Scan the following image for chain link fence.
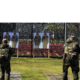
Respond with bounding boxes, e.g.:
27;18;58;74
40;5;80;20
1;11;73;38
0;23;79;57
0;23;33;57
67;23;80;44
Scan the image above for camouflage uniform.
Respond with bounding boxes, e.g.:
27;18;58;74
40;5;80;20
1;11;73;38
12;33;18;48
0;39;13;80
42;33;48;48
34;33;41;48
4;32;10;44
63;36;80;80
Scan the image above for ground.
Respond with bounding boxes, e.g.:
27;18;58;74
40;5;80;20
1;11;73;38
9;57;80;80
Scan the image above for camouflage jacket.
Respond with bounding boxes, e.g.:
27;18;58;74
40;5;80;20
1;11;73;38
63;41;80;60
0;44;13;61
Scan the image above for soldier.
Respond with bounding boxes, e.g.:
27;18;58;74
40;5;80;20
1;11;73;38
34;33;41;48
4;32;10;44
62;36;80;80
0;39;13;80
12;32;18;48
42;33;48;48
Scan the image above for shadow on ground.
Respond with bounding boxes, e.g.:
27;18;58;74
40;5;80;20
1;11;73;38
44;73;73;80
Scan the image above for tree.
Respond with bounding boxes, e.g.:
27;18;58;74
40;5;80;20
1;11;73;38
46;23;64;43
46;23;56;33
46;23;64;33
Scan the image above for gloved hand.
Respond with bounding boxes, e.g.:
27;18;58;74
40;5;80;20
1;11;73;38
0;54;5;59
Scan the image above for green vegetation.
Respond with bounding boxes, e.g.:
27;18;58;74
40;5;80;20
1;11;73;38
50;39;64;43
11;57;80;80
46;23;56;33
19;39;31;42
46;23;64;33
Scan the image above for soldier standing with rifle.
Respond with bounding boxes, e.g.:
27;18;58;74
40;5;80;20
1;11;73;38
62;36;80;80
0;39;13;80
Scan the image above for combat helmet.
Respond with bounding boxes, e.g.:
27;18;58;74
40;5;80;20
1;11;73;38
2;38;8;43
70;35;75;41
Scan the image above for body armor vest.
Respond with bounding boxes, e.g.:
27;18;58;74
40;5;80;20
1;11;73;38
0;45;10;63
64;42;77;60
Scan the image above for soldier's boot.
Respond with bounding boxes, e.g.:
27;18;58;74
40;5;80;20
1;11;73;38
63;72;68;80
1;72;5;80
5;73;10;80
73;72;78;80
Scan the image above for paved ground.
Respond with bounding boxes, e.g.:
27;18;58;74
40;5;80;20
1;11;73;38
0;72;22;80
44;73;73;80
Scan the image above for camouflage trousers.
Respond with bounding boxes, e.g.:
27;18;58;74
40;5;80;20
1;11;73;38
1;61;10;80
63;59;79;80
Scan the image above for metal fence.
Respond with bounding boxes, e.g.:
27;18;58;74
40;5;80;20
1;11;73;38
66;23;80;44
0;23;80;57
